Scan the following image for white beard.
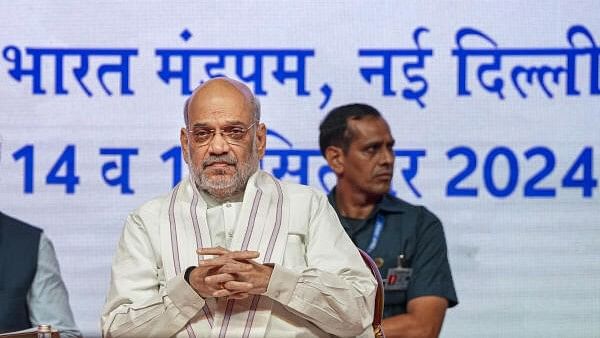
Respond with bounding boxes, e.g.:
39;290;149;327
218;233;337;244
190;142;259;202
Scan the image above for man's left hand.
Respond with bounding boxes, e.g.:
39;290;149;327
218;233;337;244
197;247;274;299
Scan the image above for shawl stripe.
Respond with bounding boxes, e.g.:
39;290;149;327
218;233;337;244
190;186;214;327
220;187;263;338
242;177;284;338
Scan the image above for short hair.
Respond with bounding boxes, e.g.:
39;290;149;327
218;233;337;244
318;103;382;156
182;84;261;128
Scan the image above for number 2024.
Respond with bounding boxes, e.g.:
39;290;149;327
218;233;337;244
446;146;597;198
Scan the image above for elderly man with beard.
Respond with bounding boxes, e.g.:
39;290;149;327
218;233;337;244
101;78;377;338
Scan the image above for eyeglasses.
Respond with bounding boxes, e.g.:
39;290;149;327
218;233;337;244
187;121;257;146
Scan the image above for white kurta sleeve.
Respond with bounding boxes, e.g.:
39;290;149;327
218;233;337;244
101;212;206;338
263;190;377;337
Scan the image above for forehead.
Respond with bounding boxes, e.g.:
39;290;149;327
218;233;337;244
347;116;393;144
187;81;253;125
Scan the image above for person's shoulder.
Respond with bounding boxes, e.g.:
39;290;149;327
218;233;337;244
0;211;43;236
120;192;173;235
278;179;326;199
381;194;419;212
131;192;171;217
272;180;334;213
382;194;441;223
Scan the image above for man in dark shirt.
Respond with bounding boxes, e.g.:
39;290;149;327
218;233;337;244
319;103;458;338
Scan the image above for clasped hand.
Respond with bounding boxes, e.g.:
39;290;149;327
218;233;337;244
188;247;273;300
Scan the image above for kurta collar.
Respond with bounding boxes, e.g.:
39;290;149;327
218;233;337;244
196;171;258;208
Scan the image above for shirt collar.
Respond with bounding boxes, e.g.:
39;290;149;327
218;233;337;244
327;186;405;217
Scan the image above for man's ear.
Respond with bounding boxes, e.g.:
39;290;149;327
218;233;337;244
324;146;344;175
256;123;267;159
180;128;190;164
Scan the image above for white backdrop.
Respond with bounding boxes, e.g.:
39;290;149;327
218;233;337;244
1;2;599;337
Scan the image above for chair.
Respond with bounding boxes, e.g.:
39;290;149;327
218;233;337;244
0;329;59;338
358;248;386;338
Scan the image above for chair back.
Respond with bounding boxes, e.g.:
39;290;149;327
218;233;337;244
358;248;386;338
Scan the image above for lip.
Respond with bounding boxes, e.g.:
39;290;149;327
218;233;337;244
205;162;234;168
374;172;393;179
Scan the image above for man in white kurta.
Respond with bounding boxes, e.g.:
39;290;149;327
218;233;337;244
101;78;376;338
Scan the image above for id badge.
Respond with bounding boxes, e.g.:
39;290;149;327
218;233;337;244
385;266;412;291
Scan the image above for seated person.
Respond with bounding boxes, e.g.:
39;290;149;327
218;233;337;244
0;211;81;338
101;78;377;337
319;104;458;338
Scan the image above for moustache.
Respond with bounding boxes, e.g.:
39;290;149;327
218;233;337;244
202;155;237;168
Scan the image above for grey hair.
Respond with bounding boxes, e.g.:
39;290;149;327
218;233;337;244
183;87;261;128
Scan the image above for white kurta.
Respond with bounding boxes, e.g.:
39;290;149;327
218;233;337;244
101;171;376;338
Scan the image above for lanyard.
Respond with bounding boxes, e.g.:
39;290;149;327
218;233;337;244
366;214;385;254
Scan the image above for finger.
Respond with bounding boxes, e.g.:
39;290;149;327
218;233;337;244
227;292;249;300
199;257;237;267
204;273;235;285
199;252;259;266
223;281;254;292
212;289;232;298
223;250;260;260
197;246;230;256
216;262;253;274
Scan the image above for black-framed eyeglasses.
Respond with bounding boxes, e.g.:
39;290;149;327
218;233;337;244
187;121;257;146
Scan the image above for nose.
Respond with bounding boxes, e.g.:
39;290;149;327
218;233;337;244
380;147;394;167
208;131;231;155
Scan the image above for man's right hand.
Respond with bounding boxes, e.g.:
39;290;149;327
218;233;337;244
188;247;260;299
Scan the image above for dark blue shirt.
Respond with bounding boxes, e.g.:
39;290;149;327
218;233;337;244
328;189;458;317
